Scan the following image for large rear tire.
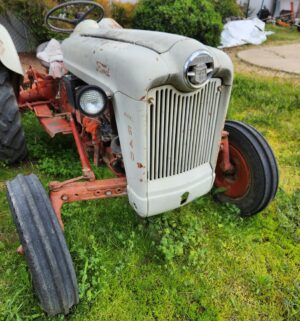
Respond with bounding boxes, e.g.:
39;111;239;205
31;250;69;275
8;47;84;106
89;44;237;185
0;67;27;163
214;121;279;216
6;174;79;315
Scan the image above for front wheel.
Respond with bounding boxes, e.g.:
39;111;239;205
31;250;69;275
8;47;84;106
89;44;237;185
6;174;79;315
214;120;279;216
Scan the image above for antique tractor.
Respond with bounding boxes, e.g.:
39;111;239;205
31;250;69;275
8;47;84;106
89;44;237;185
1;1;279;316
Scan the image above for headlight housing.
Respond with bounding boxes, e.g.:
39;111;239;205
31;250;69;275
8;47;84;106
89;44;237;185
77;86;107;117
184;50;214;88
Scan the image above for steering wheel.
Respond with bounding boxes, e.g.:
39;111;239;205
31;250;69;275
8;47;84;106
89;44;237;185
45;1;104;33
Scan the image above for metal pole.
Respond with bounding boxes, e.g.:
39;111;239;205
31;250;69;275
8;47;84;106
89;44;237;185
246;0;251;18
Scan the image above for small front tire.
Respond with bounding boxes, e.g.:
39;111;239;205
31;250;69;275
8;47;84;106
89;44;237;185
6;174;79;315
214;120;279;216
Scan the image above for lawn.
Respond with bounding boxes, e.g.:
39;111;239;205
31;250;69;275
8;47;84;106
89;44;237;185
0;30;300;321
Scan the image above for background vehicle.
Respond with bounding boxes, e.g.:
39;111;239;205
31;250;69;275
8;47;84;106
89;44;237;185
2;1;279;316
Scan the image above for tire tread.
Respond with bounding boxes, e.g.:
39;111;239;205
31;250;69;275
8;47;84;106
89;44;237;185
6;174;79;315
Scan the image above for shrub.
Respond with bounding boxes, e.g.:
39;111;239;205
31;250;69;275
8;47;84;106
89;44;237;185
111;1;136;28
0;0;58;43
212;0;243;21
0;0;112;44
132;0;223;46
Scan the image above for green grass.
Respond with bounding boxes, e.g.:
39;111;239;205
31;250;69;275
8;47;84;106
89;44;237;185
1;49;300;321
265;24;300;44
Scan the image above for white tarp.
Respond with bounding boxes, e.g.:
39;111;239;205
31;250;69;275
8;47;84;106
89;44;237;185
220;18;274;48
36;39;66;78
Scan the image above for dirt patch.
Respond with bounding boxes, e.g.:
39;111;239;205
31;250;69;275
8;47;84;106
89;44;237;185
19;53;45;73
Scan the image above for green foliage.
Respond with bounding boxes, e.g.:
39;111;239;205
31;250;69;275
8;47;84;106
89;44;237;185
111;2;136;28
1;0;58;44
133;0;223;46
212;0;243;21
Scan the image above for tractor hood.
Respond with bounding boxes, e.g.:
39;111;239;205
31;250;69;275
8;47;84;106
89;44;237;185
79;29;187;54
61;21;233;100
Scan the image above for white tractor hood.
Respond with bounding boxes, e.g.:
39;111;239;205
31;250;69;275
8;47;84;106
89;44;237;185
61;21;233;100
80;28;188;54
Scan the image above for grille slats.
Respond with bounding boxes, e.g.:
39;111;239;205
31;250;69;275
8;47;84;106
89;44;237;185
148;79;221;181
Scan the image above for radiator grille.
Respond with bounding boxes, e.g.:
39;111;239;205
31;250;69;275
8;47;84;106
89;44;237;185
148;79;221;181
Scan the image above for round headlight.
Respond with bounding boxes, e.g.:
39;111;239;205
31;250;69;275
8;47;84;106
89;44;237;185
77;86;107;117
184;50;214;88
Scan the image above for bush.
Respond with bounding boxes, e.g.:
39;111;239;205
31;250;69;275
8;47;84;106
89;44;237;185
132;0;223;47
212;0;243;21
111;2;136;28
0;0;112;44
0;0;58;43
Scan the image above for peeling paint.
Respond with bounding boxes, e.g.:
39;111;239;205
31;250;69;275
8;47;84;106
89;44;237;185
137;162;145;168
96;61;110;77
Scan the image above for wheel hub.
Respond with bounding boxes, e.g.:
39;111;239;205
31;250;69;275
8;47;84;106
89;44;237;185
215;144;251;198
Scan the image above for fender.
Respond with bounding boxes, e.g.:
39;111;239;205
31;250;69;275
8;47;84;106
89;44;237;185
0;24;23;76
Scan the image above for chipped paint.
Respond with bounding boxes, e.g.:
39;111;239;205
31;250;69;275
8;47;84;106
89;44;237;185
137;162;145;168
96;61;110;77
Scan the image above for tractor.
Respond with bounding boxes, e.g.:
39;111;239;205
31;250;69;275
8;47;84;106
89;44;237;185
1;1;279;316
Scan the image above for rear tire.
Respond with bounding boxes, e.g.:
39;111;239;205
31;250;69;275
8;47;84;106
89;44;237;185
0;67;27;163
6;174;79;315
214;121;279;216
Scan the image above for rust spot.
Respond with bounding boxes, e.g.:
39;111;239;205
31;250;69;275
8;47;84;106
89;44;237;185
140;95;146;101
137;162;145;168
96;61;110;77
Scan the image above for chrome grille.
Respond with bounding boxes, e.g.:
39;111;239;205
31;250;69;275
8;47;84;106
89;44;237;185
148;79;221;181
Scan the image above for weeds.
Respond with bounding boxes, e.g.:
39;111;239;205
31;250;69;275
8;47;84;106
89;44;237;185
0;65;300;321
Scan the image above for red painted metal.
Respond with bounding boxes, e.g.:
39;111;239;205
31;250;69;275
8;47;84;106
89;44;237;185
40;117;72;137
215;143;251;198
49;177;127;229
69;115;95;180
33;104;53;118
102;146;125;177
17;66;129;233
31;104;72;137
19;67;58;104
82;117;99;141
219;131;234;173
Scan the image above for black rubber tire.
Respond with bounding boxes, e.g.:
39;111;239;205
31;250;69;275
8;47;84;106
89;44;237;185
0;67;27;163
214;120;279;216
6;174;79;315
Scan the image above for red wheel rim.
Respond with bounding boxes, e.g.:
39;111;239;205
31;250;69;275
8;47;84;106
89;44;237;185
215;144;251;198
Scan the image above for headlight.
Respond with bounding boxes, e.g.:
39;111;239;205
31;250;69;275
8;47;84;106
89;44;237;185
184;50;214;88
77;86;107;117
